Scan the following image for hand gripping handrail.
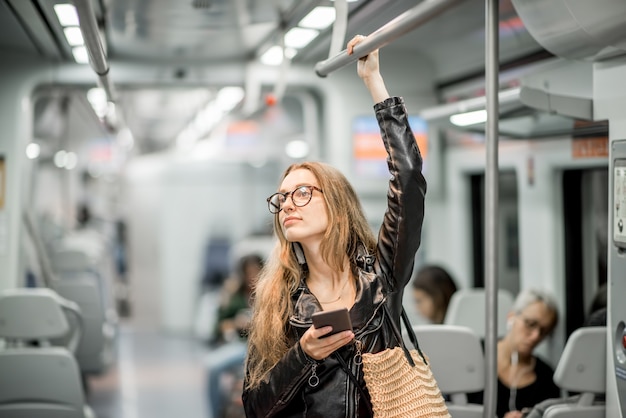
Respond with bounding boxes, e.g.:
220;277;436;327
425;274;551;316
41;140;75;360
314;0;465;77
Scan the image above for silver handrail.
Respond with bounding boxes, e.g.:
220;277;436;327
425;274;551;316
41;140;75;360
314;0;465;77
483;0;500;416
71;0;117;102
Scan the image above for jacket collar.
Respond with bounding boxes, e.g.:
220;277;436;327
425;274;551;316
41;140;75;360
289;268;385;330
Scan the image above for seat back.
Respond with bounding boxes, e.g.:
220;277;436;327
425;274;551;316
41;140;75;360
413;324;491;418
50;248;94;273
544;326;607;418
0;288;71;340
0;349;85;418
50;246;118;376
0;288;89;418
444;288;515;339
52;272;116;374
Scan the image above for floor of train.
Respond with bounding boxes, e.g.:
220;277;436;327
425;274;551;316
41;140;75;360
87;324;244;418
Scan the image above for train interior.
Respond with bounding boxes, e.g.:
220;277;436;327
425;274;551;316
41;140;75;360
0;0;625;417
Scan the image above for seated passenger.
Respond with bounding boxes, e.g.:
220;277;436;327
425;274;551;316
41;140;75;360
522;286;608;418
205;253;263;418
468;288;560;418
411;264;458;324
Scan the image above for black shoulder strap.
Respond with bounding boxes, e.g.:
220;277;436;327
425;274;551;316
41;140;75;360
381;303;427;366
371;257;427;366
334;352;373;412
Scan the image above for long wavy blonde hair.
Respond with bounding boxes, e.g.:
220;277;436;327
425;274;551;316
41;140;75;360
245;161;376;389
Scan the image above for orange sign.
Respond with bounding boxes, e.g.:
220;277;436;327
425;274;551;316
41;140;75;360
572;137;608;159
353;116;428;178
354;132;428;160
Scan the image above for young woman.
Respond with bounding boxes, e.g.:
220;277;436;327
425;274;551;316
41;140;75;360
242;35;427;417
411;265;458;324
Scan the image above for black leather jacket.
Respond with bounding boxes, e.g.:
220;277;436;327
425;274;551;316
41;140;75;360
243;96;427;417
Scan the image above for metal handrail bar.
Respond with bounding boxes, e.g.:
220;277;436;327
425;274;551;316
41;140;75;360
483;0;500;416
314;0;465;77
72;0;117;102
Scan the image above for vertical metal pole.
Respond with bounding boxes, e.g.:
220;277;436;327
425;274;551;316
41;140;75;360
484;0;499;417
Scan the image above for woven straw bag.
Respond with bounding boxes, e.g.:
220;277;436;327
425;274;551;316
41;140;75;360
361;306;450;417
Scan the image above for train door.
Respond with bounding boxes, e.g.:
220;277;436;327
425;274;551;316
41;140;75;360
470;170;520;295
562;168;608;336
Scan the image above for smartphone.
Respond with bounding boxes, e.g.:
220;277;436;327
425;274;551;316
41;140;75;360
311;308;352;338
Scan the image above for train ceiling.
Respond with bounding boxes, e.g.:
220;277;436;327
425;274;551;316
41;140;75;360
2;0;561;154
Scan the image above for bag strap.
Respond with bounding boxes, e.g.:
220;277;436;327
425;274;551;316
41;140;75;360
335;304;428;412
381;303;428;366
369;255;428;366
334;352;373;412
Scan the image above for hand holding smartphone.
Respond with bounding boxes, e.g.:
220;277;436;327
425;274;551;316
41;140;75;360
311;308;352;338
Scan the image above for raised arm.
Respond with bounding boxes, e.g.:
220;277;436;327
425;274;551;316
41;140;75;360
347;34;390;104
349;35;427;291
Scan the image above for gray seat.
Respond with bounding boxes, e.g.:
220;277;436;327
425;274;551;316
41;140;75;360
0;288;96;418
52;273;116;375
543;326;606;418
50;248;118;375
444;288;515;339
413;324;490;418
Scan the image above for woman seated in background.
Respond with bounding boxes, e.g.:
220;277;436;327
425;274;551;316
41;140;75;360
468;288;560;418
411;264;457;324
523;299;607;418
206;253;264;418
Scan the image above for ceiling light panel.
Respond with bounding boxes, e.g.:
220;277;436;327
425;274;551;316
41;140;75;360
449;109;487;127
260;45;284;66
72;46;89;64
298;7;336;30
284;27;319;49
63;27;84;46
53;4;79;26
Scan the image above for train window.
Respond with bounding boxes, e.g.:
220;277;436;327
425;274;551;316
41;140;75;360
469;170;520;295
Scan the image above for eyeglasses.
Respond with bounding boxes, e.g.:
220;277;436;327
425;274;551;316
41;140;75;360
267;185;323;214
519;315;552;338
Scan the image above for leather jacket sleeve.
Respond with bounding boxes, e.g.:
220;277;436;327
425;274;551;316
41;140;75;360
374;96;427;292
242;341;315;417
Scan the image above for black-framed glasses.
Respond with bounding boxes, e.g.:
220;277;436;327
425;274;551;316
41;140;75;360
519;315;552;338
266;185;323;214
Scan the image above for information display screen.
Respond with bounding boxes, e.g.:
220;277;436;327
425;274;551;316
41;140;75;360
352;115;428;178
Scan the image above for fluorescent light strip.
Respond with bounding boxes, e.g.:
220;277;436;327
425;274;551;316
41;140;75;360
260;45;284;66
262;4;339;65
285;27;319;49
449;109;488;126
72;46;89;64
54;4;79;26
63;27;84;46
298;7;336;30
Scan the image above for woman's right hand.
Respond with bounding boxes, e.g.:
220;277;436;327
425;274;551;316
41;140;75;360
347;34;379;81
300;325;355;361
346;34;389;104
